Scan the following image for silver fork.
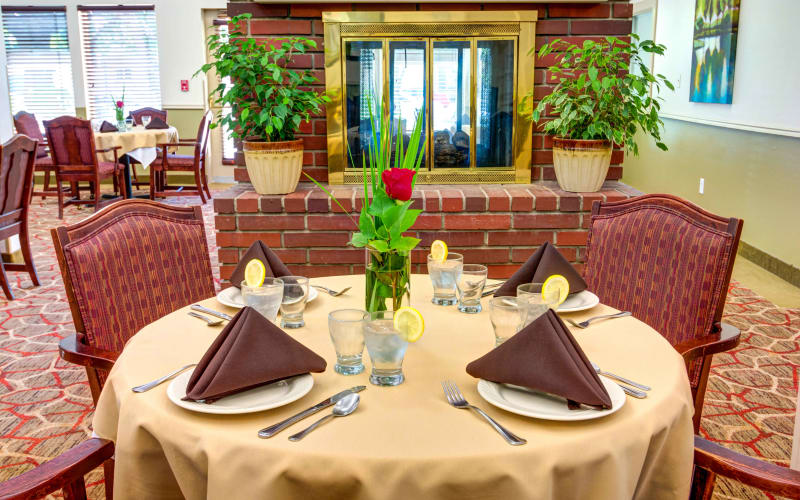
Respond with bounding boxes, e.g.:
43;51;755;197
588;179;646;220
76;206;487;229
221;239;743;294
312;285;352;297
566;311;631;329
441;380;526;446
131;364;197;393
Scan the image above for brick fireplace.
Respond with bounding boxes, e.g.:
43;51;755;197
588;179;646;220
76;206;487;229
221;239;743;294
216;1;637;283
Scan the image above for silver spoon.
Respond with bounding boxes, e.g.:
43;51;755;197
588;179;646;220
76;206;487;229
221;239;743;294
188;311;223;326
591;362;651;392
288;393;360;441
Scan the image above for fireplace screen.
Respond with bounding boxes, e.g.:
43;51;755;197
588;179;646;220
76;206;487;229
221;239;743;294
324;12;537;184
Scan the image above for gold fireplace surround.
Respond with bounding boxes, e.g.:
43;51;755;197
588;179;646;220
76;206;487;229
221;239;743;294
323;11;537;184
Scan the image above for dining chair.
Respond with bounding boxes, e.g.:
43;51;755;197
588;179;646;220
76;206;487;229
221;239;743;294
692;435;800;499
0;438;114;500
584;194;743;432
0;134;40;300
151;110;212;203
127;107;168;189
43;116;127;219
51;199;215;403
12;111;71;200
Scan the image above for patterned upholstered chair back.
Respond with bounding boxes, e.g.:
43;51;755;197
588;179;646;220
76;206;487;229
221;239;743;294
52;200;215;396
43;116;98;170
12;111;47;158
128;107;167;125
0;135;37;221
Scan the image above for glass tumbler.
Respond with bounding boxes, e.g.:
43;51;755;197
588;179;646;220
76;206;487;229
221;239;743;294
363;310;408;386
279;276;309;328
142;115;152;127
489;296;528;346
241;278;284;323
517;282;559;326
427;252;464;306
456;264;488;313
328;309;367;375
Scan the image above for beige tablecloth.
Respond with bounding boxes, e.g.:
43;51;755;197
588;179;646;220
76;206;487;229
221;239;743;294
94;126;178;165
93;274;694;500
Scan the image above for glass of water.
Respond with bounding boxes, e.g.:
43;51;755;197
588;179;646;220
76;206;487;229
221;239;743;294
279;276;309;328
363;310;408;386
124;117;134;130
456;264;488;313
328;309;367;375
427;252;463;305
141;115;152;127
489;296;528;346
241;278;284;323
517;282;559;326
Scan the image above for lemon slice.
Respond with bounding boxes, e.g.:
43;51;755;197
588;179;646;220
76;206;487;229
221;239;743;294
394;307;425;342
430;240;448;263
244;259;266;287
542;274;570;306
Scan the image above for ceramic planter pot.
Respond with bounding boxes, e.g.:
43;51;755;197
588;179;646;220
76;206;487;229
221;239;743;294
242;139;304;195
552;138;612;193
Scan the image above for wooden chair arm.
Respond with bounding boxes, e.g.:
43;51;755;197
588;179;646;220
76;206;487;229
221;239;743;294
676;322;740;364
96;146;122;153
59;334;119;372
0;438;114;500
694;436;800;498
159;141;197;148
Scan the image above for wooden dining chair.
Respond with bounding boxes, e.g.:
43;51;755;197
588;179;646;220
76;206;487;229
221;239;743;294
0;134;40;300
0;438;114;500
51;199;215;403
692;435;800;499
584;194;743;432
12;111;71;200
127;108;168;189
151;110;212;203
43;116;127;219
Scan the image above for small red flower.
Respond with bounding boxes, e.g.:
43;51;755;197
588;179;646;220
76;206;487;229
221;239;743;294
381;168;416;201
116;101;124;108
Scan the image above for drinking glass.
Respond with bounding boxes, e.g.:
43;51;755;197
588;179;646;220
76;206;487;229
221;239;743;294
363;310;408;386
241;278;283;322
427;252;463;306
456;264;488;313
328;309;367;375
489;296;528;346
124;117;134;130
517;282;559;326
279;276;309;328
141;115;152;127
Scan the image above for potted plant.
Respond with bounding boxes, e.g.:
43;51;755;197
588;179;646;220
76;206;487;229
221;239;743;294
198;14;330;194
522;35;674;192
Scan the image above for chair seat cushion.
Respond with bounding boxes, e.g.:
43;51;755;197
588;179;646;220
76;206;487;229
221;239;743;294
97;161;117;176
163;153;195;169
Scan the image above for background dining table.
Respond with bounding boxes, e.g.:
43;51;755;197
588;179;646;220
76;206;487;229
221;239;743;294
92;274;695;500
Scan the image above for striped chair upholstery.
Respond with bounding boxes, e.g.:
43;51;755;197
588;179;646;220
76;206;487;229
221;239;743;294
584;194;741;430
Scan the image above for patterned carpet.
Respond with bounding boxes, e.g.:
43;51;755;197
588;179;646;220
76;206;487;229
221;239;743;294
0;193;797;499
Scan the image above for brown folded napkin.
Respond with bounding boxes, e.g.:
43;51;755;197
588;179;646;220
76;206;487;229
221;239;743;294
494;241;588;297
99;121;118;133
466;309;612;410
184;307;326;403
230;240;292;288
145;116;169;129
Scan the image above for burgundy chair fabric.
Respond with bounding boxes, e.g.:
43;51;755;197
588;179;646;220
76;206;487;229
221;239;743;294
128;107;168;126
12;111;47;158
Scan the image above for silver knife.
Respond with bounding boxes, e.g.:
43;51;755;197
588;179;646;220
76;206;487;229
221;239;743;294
258;386;366;438
191;304;232;321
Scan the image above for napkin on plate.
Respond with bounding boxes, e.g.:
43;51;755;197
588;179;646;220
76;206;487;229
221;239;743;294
229;240;292;289
145;116;170;129
494;241;588;297
183;306;326;403
466;309;612;410
99;121;118;133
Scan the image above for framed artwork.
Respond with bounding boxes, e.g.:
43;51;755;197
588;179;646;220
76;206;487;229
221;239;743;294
690;0;740;104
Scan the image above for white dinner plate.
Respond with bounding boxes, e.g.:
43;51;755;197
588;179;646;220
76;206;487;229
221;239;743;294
166;370;313;415
556;290;600;313
217;285;318;309
477;375;626;421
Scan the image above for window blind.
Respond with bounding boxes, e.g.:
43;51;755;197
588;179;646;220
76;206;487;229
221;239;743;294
78;6;162;121
2;7;76;123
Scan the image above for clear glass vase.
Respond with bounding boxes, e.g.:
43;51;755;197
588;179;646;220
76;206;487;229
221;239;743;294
364;250;410;313
115;107;125;130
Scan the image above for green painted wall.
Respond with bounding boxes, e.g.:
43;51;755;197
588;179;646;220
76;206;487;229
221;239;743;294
622;118;800;268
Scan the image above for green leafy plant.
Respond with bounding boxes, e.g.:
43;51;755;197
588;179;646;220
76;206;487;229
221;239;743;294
197;13;330;142
521;34;674;155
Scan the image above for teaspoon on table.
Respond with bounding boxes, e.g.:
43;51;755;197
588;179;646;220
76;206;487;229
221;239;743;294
288;393;360;441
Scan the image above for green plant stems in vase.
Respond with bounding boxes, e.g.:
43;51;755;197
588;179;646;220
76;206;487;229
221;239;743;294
365;251;410;313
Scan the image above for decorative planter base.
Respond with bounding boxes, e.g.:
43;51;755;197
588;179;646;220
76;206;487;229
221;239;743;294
552;138;612;193
243;139;304;195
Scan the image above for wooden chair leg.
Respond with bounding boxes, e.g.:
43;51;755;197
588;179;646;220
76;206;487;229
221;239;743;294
94;179;102;212
149;168;156;200
194;169;207;204
57;176;65;219
42;169;51;200
103;458;114;500
62;476;88;500
0;261;13;300
19;222;39;287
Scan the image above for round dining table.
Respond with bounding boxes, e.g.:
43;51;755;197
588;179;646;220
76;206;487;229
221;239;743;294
93;274;695;500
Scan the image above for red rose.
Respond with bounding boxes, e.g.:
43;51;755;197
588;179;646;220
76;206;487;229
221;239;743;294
381;168;415;201
116;101;124;108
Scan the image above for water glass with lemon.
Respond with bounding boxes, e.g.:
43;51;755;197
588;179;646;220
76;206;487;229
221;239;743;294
241;259;284;323
363;307;423;386
427;240;463;306
517;275;569;326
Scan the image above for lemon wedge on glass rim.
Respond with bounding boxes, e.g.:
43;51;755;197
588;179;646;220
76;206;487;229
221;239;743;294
244;259;266;287
430;240;448;263
542;274;570;306
394;307;425;342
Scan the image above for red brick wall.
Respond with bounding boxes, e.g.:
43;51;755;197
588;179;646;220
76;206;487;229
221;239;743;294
225;1;633;184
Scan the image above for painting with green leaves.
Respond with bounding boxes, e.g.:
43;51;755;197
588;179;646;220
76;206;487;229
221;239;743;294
691;0;740;104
